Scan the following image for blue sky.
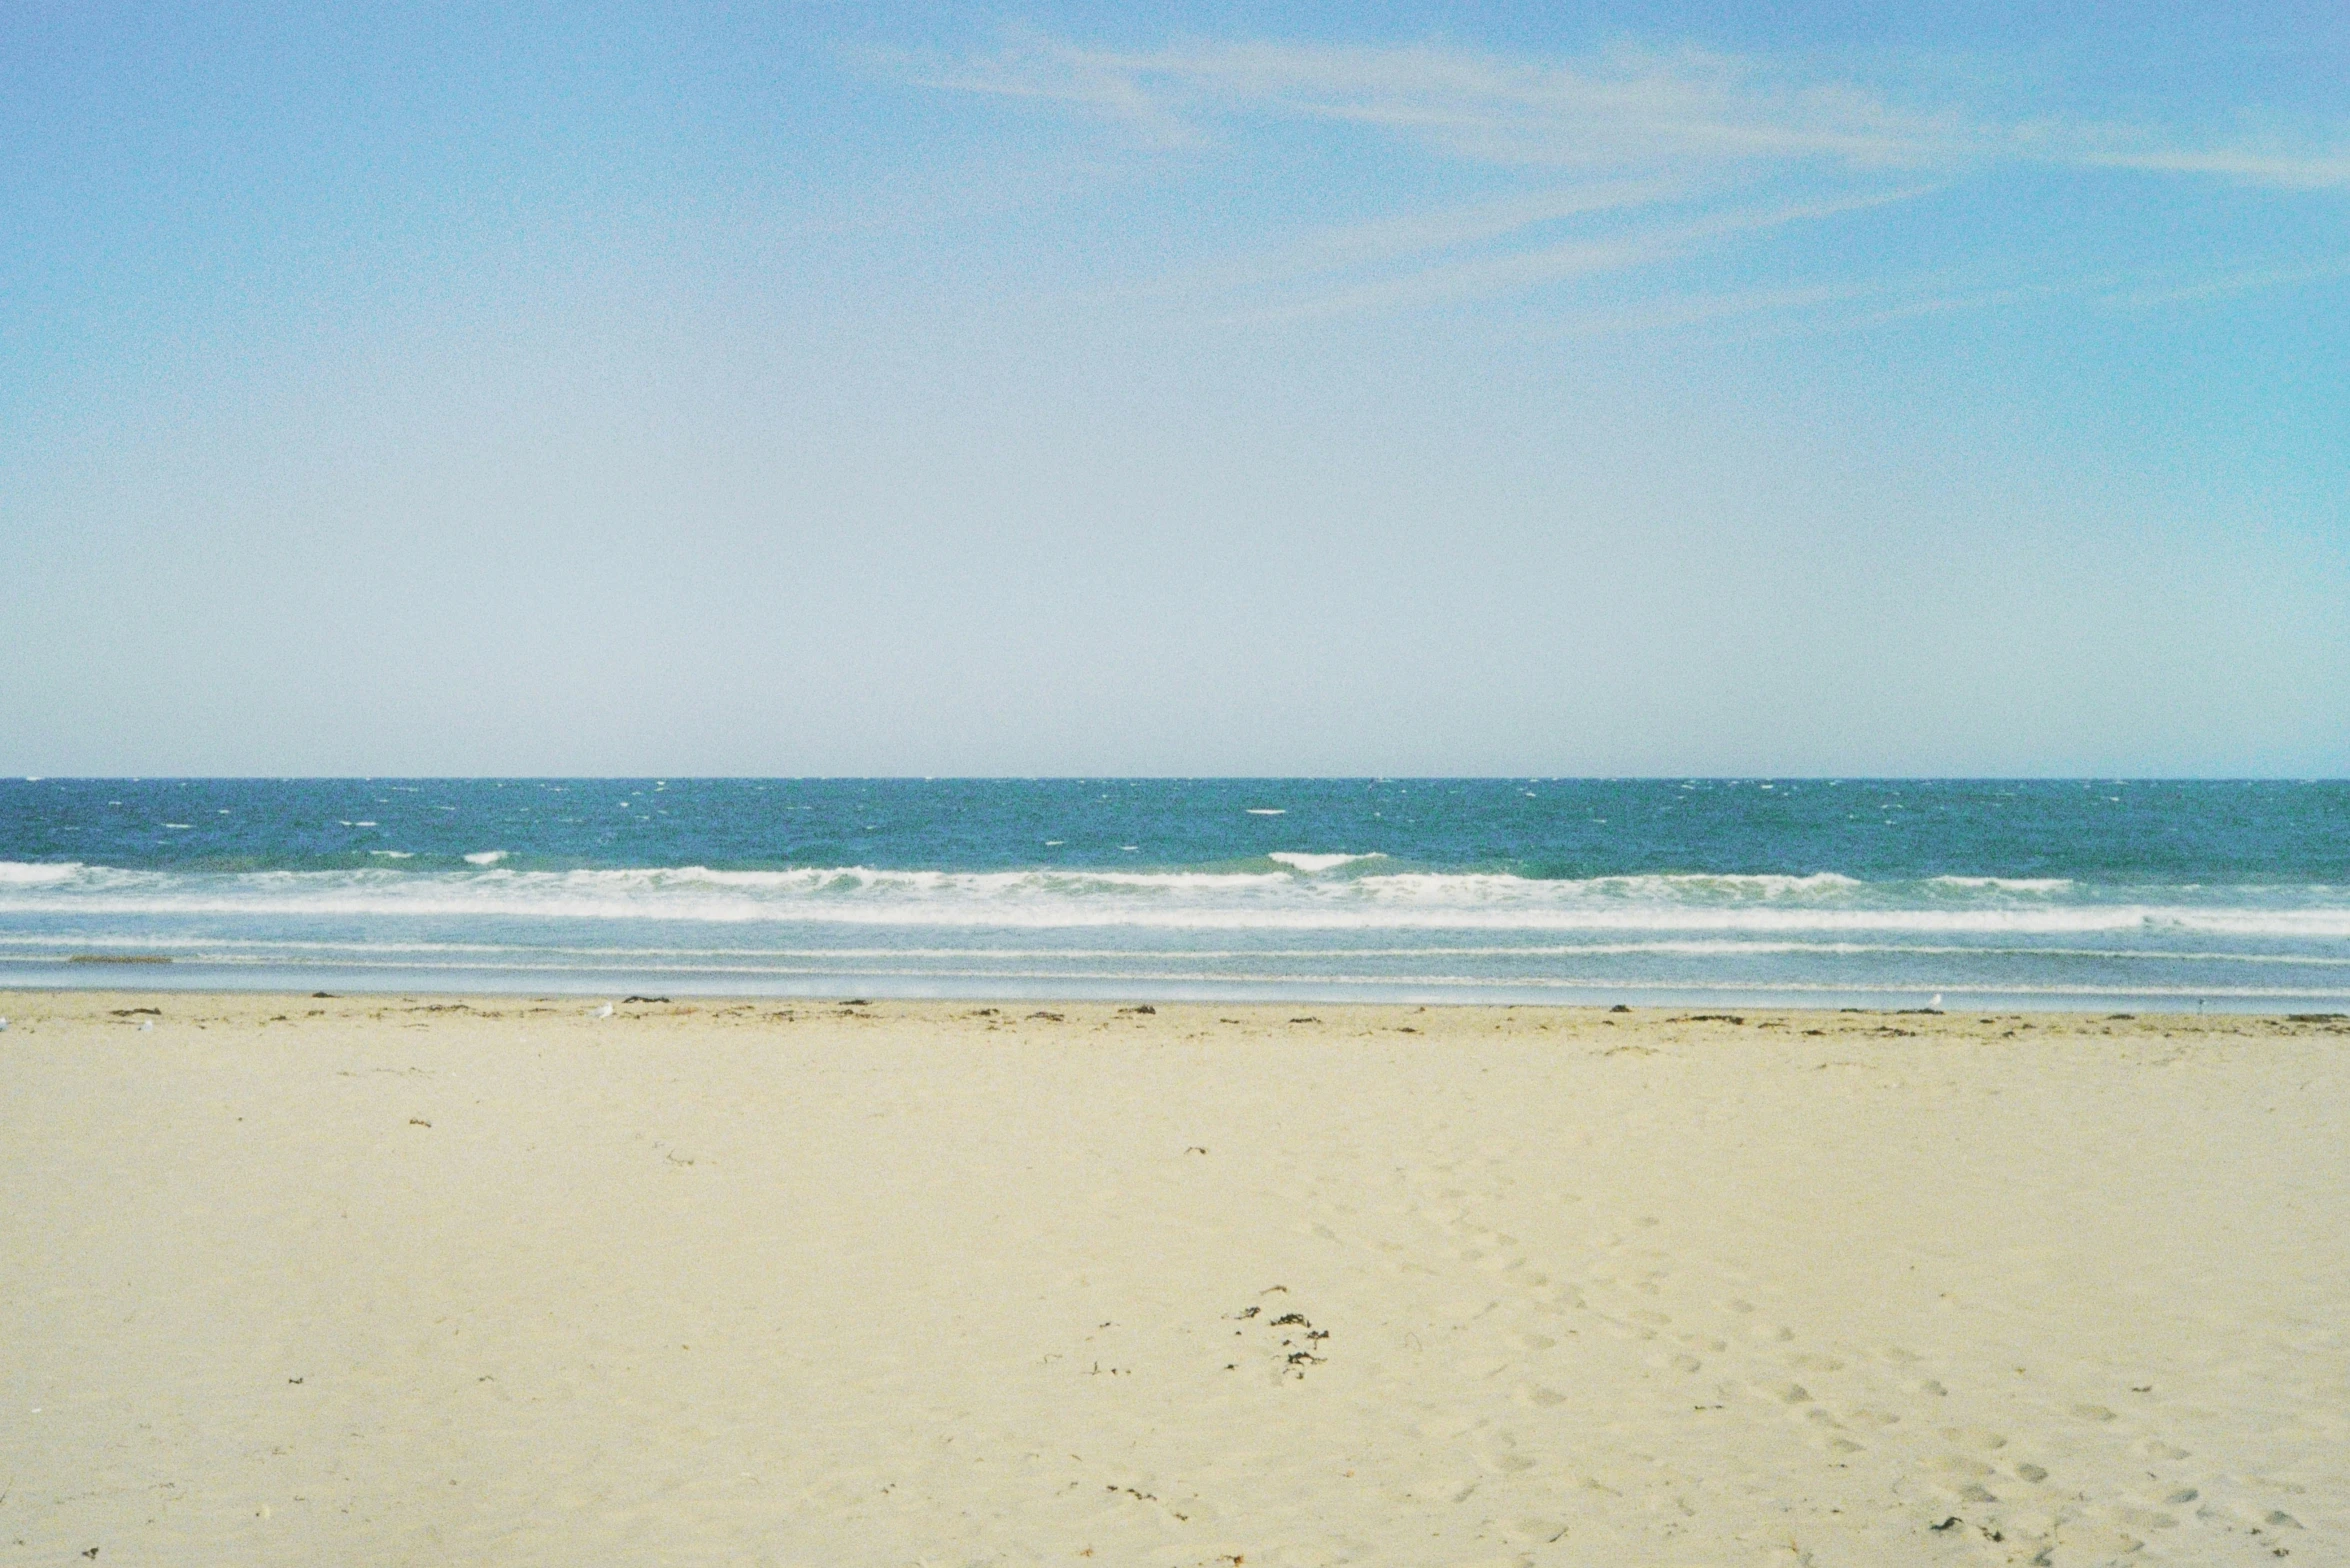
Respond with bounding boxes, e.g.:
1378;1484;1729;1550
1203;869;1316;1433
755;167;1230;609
3;2;2344;775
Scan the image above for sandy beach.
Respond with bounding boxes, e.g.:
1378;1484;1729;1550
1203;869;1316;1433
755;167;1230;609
2;993;2341;1566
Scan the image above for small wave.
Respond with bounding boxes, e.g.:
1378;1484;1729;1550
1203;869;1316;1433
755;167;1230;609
1269;852;1387;873
464;850;507;866
1927;876;2074;893
368;851;415;859
1245;808;1286;815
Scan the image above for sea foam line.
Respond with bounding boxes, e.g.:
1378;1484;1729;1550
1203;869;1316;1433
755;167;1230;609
4;895;2346;937
4;935;2350;966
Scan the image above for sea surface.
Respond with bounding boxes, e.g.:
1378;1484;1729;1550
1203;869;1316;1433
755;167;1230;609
3;778;2346;1010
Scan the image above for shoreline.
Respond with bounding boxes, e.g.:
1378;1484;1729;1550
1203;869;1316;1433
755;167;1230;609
6;980;2344;1018
6;988;2344;1048
5;990;2341;1563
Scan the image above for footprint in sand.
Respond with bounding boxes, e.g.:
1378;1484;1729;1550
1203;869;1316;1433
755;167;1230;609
1940;1425;2007;1451
1508;1515;1569;1545
2114;1504;2179;1530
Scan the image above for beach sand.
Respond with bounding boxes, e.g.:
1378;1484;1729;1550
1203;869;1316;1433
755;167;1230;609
2;994;2342;1566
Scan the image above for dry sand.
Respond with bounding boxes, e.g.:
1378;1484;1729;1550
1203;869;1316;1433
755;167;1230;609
1;993;2343;1566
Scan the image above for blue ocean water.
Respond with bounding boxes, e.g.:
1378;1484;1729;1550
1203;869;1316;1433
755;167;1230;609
3;778;2346;1010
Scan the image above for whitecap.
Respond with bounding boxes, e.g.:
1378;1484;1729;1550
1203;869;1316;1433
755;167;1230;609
0;861;82;885
464;850;507;866
1245;808;1286;815
1270;853;1387;874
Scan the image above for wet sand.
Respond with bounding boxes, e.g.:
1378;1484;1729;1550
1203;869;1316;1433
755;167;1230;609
2;992;2343;1565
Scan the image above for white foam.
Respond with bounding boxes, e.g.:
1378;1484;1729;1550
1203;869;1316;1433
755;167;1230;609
464;850;507;866
1246;808;1286;815
0;861;82;885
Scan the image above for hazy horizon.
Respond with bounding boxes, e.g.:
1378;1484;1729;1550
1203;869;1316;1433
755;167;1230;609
10;773;2350;783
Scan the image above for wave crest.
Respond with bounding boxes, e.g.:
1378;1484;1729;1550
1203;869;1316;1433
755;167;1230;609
1269;852;1387;874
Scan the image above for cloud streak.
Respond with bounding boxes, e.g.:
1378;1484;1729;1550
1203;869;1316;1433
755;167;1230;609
931;34;2350;330
943;37;2350;189
2102;257;2350;311
1220;187;1932;323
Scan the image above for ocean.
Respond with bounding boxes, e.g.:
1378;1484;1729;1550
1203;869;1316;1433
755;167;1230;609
2;778;2345;1010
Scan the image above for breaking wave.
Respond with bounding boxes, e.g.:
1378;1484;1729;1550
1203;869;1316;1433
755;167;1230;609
0;861;2344;938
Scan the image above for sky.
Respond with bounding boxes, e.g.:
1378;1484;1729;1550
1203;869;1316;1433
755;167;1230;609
2;1;2345;777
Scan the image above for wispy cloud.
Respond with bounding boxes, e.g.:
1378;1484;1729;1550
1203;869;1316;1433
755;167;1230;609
928;34;2350;330
1544;282;1879;339
1128;179;1690;310
2068;146;2350;192
2102;257;2350;311
1222;187;1930;323
942;40;1967;172
1203;181;1689;286
1530;252;2350;347
941;37;2350;189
